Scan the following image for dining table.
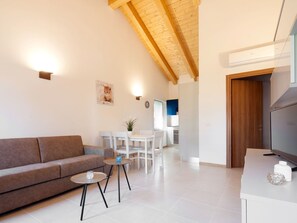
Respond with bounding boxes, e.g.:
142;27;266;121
128;134;154;174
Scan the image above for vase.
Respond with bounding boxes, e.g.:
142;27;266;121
116;155;122;163
86;171;94;179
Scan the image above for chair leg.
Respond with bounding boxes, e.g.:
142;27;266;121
152;155;155;173
104;165;113;193
80;185;86;206
97;182;108;208
125;154;130;172
137;152;140;169
122;165;131;190
80;184;88;221
159;152;163;167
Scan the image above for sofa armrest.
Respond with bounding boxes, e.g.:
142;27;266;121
83;145;114;158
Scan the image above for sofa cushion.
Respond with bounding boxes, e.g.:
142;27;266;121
0;163;60;194
0;138;41;170
48;155;104;177
38;136;84;163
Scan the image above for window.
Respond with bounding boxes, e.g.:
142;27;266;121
154;100;164;130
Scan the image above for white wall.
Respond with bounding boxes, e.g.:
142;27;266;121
168;82;178;99
199;0;283;165
0;0;169;144
179;81;199;161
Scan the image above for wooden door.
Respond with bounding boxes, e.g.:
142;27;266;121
231;80;263;167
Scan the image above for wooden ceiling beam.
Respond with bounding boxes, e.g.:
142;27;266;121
121;2;178;84
108;0;131;10
193;0;200;7
154;0;198;79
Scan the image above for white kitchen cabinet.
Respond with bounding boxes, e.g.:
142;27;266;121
271;34;297;109
271;0;297;109
241;149;297;223
166;126;179;145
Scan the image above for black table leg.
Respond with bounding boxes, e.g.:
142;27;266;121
118;165;121;203
97;182;108;208
104;165;113;193
80;184;88;221
122;165;131;190
80;185;86;206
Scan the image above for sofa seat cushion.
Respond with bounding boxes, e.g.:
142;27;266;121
48;155;104;177
0;163;60;194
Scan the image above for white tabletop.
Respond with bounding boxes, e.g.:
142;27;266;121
70;172;107;184
129;134;154;140
241;149;297;205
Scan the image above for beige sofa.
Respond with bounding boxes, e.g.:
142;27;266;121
0;135;113;214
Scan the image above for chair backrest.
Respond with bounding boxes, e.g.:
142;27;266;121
139;130;154;135
99;131;113;148
112;131;128;139
112;131;129;153
153;131;164;150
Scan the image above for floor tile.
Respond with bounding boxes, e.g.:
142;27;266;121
169;198;215;223
153;212;199;223
210;208;241;223
0;146;243;223
0;210;40;223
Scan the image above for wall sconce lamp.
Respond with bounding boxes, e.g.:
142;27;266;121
39;71;52;80
132;83;143;100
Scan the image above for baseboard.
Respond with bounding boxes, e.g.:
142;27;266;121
200;162;226;168
189;157;200;164
181;157;200;165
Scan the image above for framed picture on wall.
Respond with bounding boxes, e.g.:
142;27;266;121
96;80;114;105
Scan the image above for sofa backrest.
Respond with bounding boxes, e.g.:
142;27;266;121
37;135;84;163
0;138;41;170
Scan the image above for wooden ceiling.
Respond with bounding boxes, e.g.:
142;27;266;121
108;0;199;84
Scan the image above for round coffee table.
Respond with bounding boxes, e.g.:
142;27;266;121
103;158;132;203
70;172;108;221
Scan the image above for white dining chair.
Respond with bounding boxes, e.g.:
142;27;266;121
99;131;113;149
138;130;154;147
138;130;164;172
139;130;154;135
112;131;139;162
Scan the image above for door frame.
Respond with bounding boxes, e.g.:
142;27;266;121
226;68;274;168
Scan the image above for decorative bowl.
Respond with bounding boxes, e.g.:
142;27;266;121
267;172;286;185
86;171;94;179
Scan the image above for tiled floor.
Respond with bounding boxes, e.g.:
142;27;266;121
0;146;242;223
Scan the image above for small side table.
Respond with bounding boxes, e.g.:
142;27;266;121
103;158;131;203
70;172;108;221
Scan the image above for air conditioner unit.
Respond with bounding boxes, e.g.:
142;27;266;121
229;44;275;66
